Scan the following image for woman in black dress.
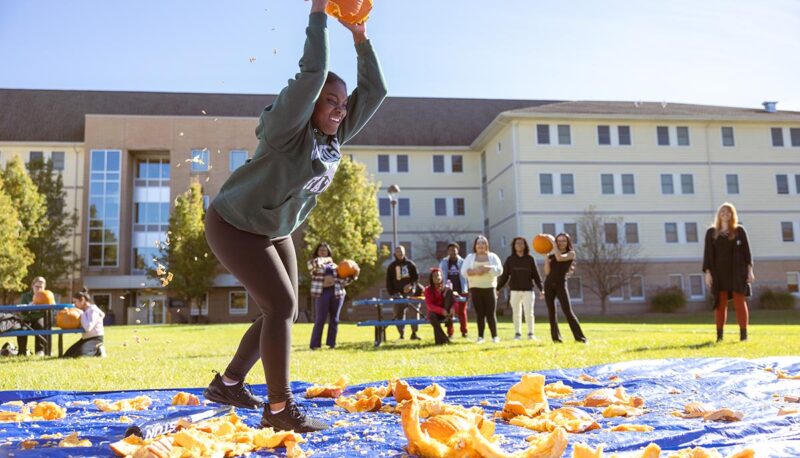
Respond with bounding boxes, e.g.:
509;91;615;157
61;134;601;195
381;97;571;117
543;233;586;343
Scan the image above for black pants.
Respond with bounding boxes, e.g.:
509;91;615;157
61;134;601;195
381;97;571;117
17;316;45;355
544;282;586;342
393;300;419;337
62;336;103;358
205;205;297;405
470;287;497;339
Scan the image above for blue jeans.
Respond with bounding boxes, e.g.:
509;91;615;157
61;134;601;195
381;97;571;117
310;288;344;349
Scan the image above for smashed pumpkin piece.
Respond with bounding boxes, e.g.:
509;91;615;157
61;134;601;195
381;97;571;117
335;394;382;413
609;423;654;432
513;407;600;434
672;402;743;422
544;381;573;399
500;373;550;420
20;440;39;450
95;395;153;412
776;369;800;380
354;384;392;399
581;387;644;408
171;392;201;406
58;432;92;447
602;404;644;418
778;406;799;416
578;374;599;383
0;401;66;422
305;376;348;398
392;379;445;402
608;442;661;458
573;443;604;458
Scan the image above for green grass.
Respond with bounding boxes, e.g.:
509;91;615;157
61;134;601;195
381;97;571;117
2;311;798;392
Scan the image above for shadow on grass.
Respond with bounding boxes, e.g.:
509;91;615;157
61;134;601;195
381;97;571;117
625;340;717;353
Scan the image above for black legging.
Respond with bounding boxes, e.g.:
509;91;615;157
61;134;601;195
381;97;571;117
544;282;586;342
62;335;103;358
470;287;497;339
205;205;297;405
17;316;45;355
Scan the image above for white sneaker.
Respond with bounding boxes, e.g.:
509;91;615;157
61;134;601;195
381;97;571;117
492;336;501;343
514;333;521;341
96;344;107;358
528;333;538;341
35;351;45;357
476;337;485;344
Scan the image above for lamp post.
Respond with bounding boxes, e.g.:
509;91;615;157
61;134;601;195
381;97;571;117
387;184;400;252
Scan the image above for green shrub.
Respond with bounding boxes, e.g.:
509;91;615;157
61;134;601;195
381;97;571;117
758;288;797;310
650;287;687;313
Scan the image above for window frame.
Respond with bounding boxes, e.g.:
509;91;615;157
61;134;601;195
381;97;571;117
229;291;249;315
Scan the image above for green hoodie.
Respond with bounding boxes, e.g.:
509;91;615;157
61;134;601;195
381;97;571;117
212;12;387;237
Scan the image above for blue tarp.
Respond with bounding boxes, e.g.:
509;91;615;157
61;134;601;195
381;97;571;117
1;357;799;457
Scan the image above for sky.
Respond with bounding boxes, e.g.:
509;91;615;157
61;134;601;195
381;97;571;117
1;0;799;111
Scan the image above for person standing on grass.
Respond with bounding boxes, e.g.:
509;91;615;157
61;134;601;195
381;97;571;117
62;288;106;358
424;268;454;345
439;242;469;338
496;237;544;341
307;242;357;350
461;236;503;343
16;276;48;356
386;245;421;340
202;0;387;434
702;202;753;342
543;233;587;343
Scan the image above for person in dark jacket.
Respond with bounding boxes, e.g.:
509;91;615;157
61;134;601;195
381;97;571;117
702;202;754;342
202;0;387;434
496;237;544;340
543;233;587;343
424;268;454;345
386;245;421;340
439;242;469;338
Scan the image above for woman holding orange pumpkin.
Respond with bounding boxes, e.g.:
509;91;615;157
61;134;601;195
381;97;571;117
308;242;358;350
543;233;587;343
61;288;106;358
202;0;386;433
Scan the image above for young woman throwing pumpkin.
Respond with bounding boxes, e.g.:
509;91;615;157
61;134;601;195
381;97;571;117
202;0;387;433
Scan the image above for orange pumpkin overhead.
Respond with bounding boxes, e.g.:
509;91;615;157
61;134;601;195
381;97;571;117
326;0;373;24
532;234;554;255
56;308;82;330
337;259;360;278
32;290;56;305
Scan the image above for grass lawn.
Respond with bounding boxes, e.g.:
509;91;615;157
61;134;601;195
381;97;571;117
1;310;798;392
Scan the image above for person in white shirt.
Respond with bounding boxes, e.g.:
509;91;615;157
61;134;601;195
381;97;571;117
62;288;106;358
460;236;503;343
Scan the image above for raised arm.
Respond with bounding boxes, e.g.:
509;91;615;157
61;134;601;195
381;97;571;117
258;2;330;148
552;250;576;262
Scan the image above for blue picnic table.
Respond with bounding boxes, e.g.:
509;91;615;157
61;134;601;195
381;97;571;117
0;304;82;357
352;297;465;347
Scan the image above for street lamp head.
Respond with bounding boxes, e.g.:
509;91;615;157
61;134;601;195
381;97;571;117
387;184;400;202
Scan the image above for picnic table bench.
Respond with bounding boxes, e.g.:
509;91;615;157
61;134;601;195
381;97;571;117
0;304;82;357
352;297;465;347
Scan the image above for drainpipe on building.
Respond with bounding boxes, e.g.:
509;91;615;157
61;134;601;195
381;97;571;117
704;122;716;216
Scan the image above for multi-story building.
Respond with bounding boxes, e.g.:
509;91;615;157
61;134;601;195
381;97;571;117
1;89;798;322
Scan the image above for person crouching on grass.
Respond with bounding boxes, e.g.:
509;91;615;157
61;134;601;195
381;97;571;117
202;0;387;433
424;268;454;345
62;288;106;358
702;202;753;342
307;242;357;350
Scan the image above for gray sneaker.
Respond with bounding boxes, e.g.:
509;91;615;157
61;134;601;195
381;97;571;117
261;398;329;433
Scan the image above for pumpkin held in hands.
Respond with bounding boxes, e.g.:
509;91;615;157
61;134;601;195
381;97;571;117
532;234;555;255
32;290;56;305
326;0;373;24
337;259;360;278
56;308;82;330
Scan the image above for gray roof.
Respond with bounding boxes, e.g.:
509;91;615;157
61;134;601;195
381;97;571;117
508;100;800;120
0;89;555;146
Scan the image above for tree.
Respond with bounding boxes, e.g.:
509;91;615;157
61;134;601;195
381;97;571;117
25;158;80;296
148;181;218;320
576;206;647;314
303;156;387;301
0;174;34;303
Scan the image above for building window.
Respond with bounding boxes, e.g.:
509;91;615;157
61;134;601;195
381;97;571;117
132;157;171;272
51;151;65;171
452;155;463;173
665;223;679;243
203;195;210;210
561;173;574;194
29;151;44;163
776;174;789;194
792;128;800;147
540;173;553;194
676;126;690;146
536;124;550;145
378;154;390;172
630;275;645;300
680;174;694;194
190;149;209;173
433;155;444;173
604;223;618;244
782;222;795;242
379;241;392;256
685;222;699;243
625;222;639;244
93;294;112;314
721;127;735;147
542;223;556;236
378;198;390;216
399;241;413;259
564;223;578;243
434;198;447;216
557;125;571;145
726;174;739;194
88;149;121;267
771;127;784;147
499;188;504;200
567;277;583;302
657;126;670;146
601;174;614;194
788;272;799;293
453;198;465;216
396;155;409;173
229;150;247;171
622;174;635;194
661;174;674;194
609;276;624;301
398;198;410;216
597;125;611;145
796;175;800;195
669;274;684;290
618;126;632;145
689;274;705;299
229;291;248;315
